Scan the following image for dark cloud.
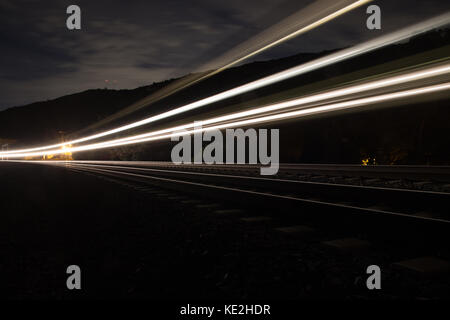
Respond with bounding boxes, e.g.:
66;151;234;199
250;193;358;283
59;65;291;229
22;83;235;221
0;0;449;110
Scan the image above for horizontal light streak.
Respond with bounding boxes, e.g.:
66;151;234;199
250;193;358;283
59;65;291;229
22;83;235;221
3;82;449;159
2;13;449;156
2;63;449;156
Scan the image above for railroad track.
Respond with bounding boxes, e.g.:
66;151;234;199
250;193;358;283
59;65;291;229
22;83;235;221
62;161;450;285
31;160;450;225
40;160;450;192
4;160;450;297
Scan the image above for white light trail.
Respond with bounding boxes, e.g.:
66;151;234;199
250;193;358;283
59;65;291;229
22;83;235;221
2;13;449;156
201;0;373;76
4;82;449;159
73;0;372;134
2;63;450;157
50;63;450;150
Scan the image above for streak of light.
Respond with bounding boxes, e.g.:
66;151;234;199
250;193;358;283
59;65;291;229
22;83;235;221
78;0;371;133
2;13;449;156
3;82;449;159
199;0;372;77
2;63;450;156
47;62;450;152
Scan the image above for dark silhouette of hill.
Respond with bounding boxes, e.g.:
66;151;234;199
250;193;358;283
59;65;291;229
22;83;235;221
0;28;448;164
0;80;174;146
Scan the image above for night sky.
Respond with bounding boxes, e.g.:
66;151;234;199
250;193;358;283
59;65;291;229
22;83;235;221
0;0;449;110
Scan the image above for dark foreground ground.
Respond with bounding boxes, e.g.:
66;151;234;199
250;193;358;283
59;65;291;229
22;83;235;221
0;162;449;302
